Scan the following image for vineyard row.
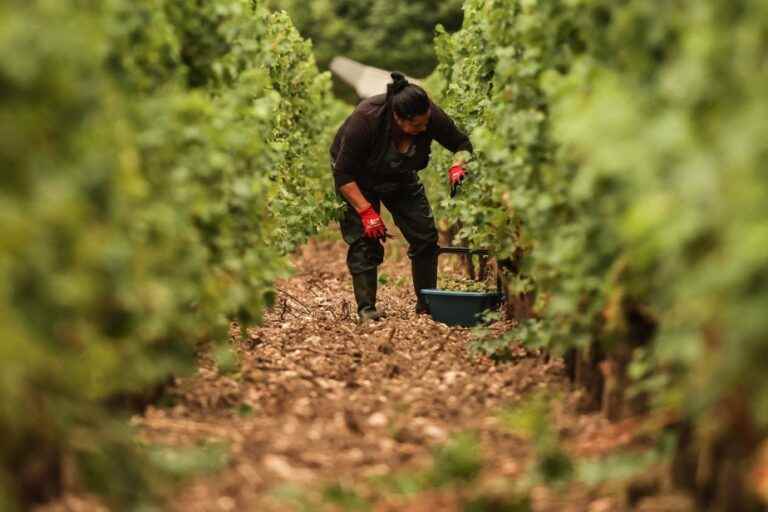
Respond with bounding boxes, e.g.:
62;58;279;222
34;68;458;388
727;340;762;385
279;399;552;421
1;0;344;508
422;1;767;509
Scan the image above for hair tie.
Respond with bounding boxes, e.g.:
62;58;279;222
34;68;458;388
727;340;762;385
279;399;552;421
389;71;409;95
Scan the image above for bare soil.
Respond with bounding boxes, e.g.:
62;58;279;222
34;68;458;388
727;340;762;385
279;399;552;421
119;233;692;512
38;232;694;512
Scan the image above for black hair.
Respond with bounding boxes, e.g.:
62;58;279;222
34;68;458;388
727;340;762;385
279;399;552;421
386;71;430;120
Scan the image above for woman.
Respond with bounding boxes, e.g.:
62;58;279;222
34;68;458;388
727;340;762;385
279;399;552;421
330;72;473;323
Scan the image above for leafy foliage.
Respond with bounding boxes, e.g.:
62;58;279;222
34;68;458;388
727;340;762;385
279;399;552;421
438;276;496;293
0;0;339;508
264;0;465;78
428;432;485;486
425;0;768;503
264;10;349;253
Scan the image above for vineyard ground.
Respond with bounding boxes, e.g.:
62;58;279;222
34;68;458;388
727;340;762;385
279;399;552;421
43;227;691;512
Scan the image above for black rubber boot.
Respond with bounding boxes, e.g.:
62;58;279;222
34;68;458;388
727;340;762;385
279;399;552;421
412;250;438;315
352;270;382;323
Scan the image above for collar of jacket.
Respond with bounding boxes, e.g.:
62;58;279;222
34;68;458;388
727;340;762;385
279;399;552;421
361;93;432;168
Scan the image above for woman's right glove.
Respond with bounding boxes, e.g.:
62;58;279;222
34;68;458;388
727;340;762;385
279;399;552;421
358;206;387;239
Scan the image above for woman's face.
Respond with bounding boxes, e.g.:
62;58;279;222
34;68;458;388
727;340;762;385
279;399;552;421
394;110;431;135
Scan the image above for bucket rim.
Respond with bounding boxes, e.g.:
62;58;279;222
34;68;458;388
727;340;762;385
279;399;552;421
420;288;503;298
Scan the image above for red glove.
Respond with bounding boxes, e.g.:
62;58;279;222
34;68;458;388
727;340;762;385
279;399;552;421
448;164;467;198
358;206;387;239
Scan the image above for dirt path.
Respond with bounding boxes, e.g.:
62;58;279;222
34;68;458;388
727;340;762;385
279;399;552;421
135;236;666;511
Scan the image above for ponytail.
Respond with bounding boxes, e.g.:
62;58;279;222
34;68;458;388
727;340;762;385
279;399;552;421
386;71;430;120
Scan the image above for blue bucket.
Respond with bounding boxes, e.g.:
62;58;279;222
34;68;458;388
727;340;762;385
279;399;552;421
420;289;503;327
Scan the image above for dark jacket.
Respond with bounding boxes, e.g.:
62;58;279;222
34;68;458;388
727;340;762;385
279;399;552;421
329;94;473;190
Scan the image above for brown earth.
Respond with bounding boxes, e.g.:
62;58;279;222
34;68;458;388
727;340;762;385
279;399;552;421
41;233;692;512
132;233;691;512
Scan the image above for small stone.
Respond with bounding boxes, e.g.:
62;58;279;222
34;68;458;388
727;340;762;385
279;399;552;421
217;496;236;511
588;498;614;512
367;412;388;427
443;370;464;385
263;454;294;479
423;423;447;440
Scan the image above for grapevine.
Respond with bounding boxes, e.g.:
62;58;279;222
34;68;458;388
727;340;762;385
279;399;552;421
425;0;768;506
0;0;341;507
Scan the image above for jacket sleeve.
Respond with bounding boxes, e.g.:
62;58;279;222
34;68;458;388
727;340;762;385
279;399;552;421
430;103;474;154
332;112;371;189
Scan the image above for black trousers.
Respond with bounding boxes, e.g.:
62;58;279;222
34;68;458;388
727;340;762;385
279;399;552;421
339;176;438;311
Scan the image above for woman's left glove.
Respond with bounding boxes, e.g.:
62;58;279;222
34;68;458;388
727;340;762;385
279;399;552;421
448;164;467;198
